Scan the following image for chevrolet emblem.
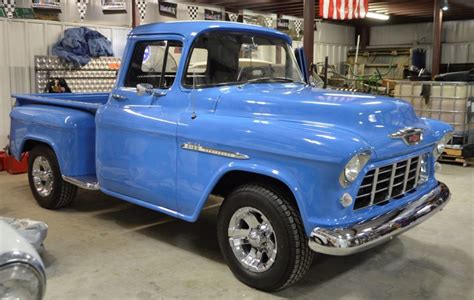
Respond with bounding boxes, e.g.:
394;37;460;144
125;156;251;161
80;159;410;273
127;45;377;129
389;128;424;145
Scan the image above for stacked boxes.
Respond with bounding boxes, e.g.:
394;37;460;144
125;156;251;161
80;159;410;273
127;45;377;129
394;81;474;147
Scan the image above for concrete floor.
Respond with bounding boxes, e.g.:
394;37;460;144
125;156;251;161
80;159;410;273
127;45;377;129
0;164;473;299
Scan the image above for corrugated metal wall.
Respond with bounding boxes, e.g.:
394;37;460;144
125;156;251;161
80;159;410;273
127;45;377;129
370;20;474;71
294;22;355;72
0;19;130;148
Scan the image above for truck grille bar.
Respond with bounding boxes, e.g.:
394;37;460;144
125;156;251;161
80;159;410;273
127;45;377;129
354;155;422;210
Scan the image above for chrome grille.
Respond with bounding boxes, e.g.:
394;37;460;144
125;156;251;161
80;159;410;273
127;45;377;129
354;155;422;210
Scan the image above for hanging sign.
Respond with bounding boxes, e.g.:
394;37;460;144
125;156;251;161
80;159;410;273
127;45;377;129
101;0;126;11
276;18;289;30
32;0;61;10
204;9;221;21
76;0;88;21
2;0;15;18
136;0;147;20
226;12;240;22
159;0;177;18
187;5;198;20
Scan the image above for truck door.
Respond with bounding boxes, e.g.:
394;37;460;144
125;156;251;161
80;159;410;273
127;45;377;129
96;37;186;212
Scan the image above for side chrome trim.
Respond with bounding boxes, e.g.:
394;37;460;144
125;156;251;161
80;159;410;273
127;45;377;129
181;143;250;160
62;175;100;190
309;181;450;256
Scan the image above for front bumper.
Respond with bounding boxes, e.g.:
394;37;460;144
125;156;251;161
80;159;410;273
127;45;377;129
309;181;450;256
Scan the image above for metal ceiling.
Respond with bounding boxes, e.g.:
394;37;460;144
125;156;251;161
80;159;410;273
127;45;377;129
191;0;474;24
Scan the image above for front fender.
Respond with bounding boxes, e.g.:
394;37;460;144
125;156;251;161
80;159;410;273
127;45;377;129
176;114;372;235
181;160;307;224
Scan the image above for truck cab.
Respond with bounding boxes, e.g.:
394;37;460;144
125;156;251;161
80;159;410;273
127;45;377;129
9;21;452;292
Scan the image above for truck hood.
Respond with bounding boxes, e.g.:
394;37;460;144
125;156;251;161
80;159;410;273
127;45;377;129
215;84;436;159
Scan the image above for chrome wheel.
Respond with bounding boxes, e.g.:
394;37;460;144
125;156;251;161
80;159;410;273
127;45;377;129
228;207;277;273
32;156;54;197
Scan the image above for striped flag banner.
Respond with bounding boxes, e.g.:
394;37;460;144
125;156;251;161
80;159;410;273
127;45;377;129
319;0;368;20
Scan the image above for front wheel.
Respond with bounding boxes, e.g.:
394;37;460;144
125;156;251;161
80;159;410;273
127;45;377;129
28;145;78;209
217;184;314;292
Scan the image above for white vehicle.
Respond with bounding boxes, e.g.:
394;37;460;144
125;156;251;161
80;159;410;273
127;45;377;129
0;220;46;299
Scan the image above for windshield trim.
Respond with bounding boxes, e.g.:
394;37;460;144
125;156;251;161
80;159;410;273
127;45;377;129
180;30;303;90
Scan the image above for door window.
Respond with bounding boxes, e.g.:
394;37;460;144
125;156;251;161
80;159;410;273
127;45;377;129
124;40;183;89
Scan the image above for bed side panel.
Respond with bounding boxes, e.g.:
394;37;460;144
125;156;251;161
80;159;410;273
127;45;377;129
10;105;96;176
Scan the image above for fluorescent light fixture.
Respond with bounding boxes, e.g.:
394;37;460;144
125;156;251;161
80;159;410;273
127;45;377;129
442;0;449;11
366;12;390;20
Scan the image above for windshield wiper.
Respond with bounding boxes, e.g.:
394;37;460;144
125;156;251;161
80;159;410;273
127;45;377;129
238;77;304;88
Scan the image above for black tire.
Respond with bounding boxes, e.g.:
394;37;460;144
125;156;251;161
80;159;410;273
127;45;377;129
28;145;77;209
217;184;314;292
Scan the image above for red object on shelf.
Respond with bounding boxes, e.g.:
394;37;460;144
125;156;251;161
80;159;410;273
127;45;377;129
5;152;29;175
0;151;6;171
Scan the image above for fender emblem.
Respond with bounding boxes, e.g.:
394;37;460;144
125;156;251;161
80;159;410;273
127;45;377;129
389;128;424;145
181;143;250;160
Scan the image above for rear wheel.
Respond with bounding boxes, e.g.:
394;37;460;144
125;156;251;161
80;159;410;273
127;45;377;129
217;184;313;292
28;145;77;209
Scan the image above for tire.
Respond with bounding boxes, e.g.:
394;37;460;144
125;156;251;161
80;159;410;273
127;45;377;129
27;145;77;209
217;184;314;292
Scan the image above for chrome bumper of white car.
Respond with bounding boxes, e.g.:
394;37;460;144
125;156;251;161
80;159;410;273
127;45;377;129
308;181;450;256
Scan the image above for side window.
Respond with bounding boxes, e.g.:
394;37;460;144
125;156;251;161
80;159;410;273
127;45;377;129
124;40;183;89
185;48;208;86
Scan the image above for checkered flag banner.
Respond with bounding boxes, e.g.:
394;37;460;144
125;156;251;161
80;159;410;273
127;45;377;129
76;0;88;21
137;0;147;21
294;19;303;37
187;6;199;20
3;0;15;19
227;12;238;22
265;17;273;28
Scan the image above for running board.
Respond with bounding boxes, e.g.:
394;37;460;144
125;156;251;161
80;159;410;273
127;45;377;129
62;175;100;190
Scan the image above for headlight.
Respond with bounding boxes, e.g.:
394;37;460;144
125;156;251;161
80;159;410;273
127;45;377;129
433;132;453;159
0;262;45;300
340;151;371;187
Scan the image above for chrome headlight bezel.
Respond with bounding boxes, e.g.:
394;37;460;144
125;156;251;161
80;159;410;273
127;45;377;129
339;151;372;187
433;132;453;159
0;259;46;300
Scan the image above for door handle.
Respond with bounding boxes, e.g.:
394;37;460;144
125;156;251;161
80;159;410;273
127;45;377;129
112;94;127;101
152;91;167;97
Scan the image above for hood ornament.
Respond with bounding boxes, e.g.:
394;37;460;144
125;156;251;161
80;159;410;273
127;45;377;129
389;128;424;145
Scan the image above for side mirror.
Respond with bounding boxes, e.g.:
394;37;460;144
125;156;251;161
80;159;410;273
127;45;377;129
136;83;153;96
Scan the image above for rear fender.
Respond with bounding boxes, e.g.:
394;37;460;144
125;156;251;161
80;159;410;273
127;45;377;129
9;105;96;176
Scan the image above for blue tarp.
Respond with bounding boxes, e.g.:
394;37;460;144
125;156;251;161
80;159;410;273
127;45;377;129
52;27;113;66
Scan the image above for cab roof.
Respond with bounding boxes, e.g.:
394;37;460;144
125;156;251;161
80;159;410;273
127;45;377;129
129;21;292;44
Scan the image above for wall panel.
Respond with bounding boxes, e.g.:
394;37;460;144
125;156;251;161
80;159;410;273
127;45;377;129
370;20;474;72
0;19;130;148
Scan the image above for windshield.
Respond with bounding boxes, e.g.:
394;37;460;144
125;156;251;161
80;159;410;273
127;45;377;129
183;31;304;88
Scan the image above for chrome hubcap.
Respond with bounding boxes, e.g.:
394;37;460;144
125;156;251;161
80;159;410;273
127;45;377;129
32;156;54;197
228;207;277;272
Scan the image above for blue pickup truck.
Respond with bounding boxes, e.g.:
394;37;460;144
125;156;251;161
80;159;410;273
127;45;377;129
10;21;452;291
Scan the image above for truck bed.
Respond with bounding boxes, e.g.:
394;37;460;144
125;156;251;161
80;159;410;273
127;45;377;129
12;93;110;113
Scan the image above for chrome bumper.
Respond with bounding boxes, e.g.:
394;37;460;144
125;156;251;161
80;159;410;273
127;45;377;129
309;181;450;256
